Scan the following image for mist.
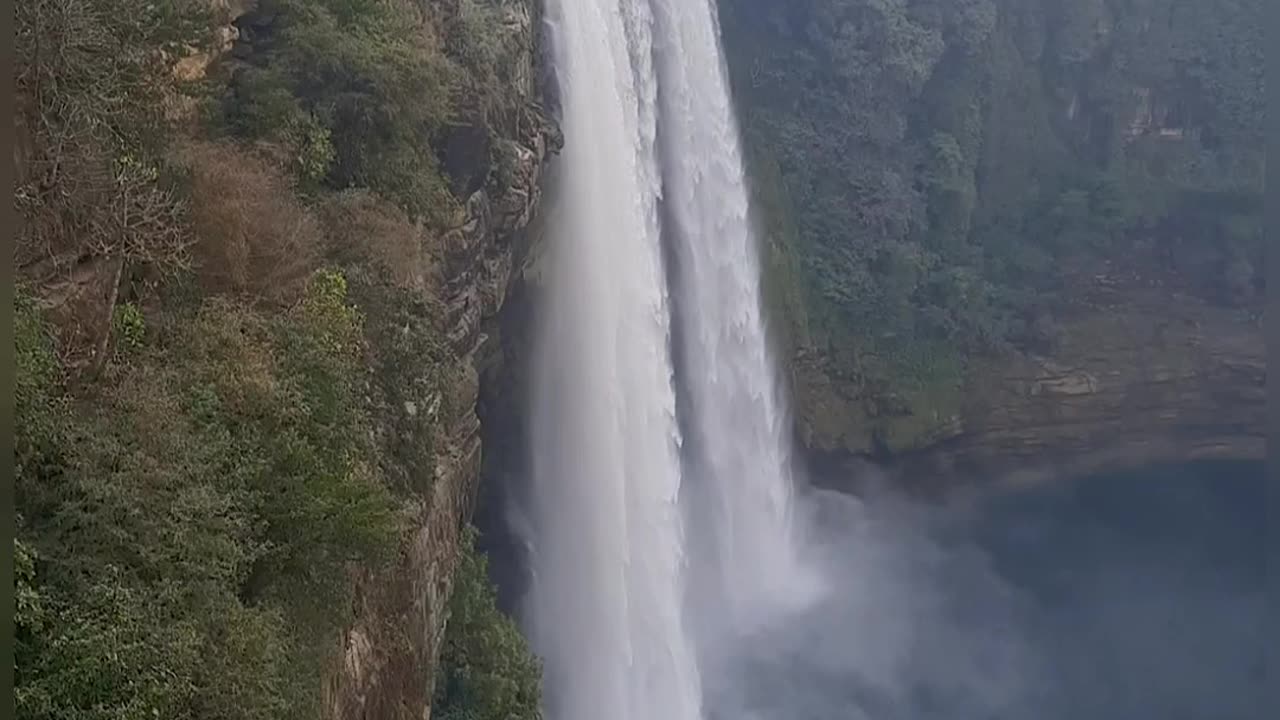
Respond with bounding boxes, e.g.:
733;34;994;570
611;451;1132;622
697;461;1267;720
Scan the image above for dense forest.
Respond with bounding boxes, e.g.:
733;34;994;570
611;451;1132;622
718;0;1264;453
14;0;541;717
12;0;1264;715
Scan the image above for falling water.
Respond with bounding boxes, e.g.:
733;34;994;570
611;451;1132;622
648;0;817;640
526;1;702;719
527;0;812;718
523;6;1265;719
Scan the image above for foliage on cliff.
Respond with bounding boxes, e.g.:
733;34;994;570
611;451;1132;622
220;0;458;222
434;528;543;720
718;0;1264;453
218;0;516;225
16;275;400;719
14;0;541;717
15;0;212;279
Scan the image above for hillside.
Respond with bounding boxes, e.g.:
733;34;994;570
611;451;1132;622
14;1;551;718
717;0;1264;474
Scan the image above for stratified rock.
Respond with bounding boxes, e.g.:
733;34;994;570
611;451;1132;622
885;290;1264;491
322;2;560;717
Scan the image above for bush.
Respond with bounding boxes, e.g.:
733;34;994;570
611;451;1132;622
112;302;147;355
222;0;462;225
177;141;322;304
14;270;401;720
345;268;451;496
15;0;210;278
434;528;542;720
14;290;66;490
320;190;438;293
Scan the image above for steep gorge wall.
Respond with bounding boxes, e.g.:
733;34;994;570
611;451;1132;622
319;4;560;718
717;0;1265;480
326;97;560;720
811;290;1265;494
14;1;558;718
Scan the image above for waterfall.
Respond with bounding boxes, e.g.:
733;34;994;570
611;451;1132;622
647;0;817;641
526;1;813;718
526;1;702;719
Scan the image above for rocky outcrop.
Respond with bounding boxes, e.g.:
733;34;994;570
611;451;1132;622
321;4;561;719
811;288;1265;494
172;0;255;81
323;118;558;720
167;0;256;121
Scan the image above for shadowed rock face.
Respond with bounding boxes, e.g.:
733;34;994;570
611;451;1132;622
804;285;1263;495
886;289;1263;491
322;5;561;719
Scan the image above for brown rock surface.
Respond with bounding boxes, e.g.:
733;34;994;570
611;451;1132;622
321;6;560;718
878;290;1264;492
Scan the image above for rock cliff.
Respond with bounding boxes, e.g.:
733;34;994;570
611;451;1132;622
807;287;1265;494
16;0;559;716
717;0;1265;483
16;0;555;712
325;119;560;720
321;5;560;719
797;275;1265;477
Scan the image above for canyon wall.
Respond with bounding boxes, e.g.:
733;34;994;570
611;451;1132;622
717;0;1265;480
15;1;557;718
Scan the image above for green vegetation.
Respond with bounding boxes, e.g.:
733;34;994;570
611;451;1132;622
15;0;542;718
434;529;543;720
219;0;518;225
15;277;400;719
221;0;457;220
15;291;64;489
719;0;1264;451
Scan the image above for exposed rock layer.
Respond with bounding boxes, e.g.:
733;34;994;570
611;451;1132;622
322;5;560;718
809;287;1264;494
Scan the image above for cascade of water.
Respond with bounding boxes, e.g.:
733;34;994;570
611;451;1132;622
523;8;1261;720
525;2;703;720
648;0;818;639
527;0;814;718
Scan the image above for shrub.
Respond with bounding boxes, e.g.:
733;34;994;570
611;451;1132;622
177;141;323;305
434;528;542;720
180;273;400;609
112;302;147;355
15;0;209;278
14;291;64;489
345;268;450;496
14;538;44;669
319;190;438;293
14;270;401;720
222;0;462;225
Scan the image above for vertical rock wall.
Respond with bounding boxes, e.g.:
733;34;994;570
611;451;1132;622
323;3;561;718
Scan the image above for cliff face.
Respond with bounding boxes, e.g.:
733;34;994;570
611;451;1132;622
323;6;560;720
799;291;1264;485
815;289;1263;494
15;0;557;717
326;122;559;720
718;0;1264;480
940;294;1262;470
